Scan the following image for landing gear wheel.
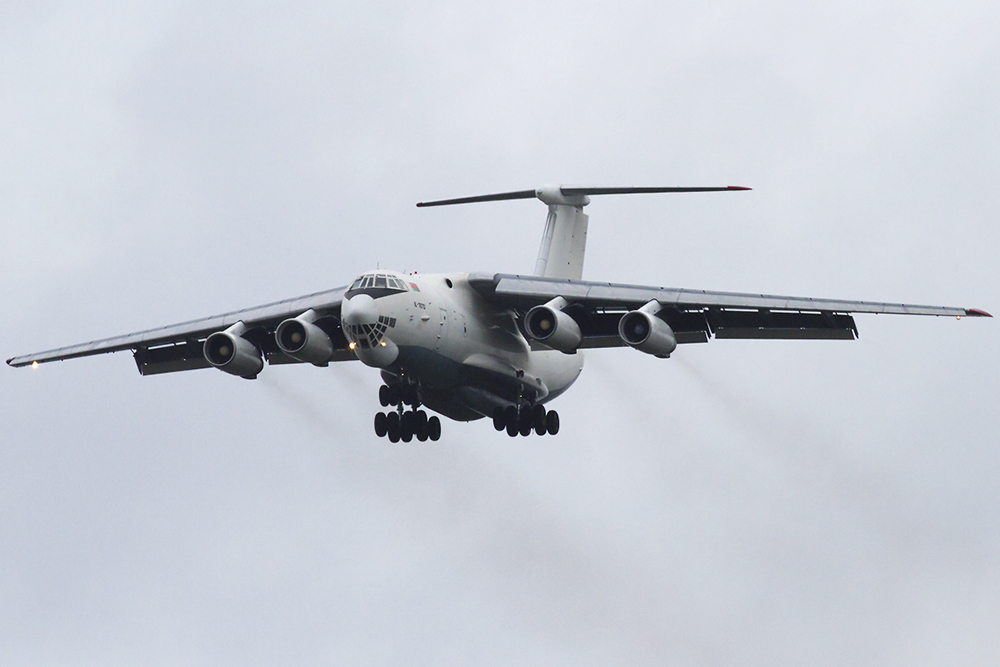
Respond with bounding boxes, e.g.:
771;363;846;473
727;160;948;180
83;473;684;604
388;385;402;407
506;414;518;437
532;404;547;435
493;406;506;431
379;385;391;407
518;407;533;437
374;412;388;437
545;410;560;435
400;411;415;442
415;410;429;441
387;412;401;443
504;406;518;436
427;416;441;441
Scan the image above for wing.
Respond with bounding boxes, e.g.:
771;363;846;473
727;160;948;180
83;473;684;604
468;273;991;348
7;287;352;375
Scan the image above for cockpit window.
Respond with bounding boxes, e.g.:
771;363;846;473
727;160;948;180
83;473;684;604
346;272;409;299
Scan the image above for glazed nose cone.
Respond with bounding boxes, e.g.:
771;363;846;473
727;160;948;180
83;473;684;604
342;293;378;326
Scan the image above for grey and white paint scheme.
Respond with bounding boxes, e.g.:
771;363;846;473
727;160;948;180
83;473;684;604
7;186;991;442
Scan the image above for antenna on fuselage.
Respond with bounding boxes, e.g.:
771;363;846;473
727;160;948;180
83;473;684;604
416;185;750;281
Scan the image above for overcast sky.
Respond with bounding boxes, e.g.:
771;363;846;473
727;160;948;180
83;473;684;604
2;1;998;665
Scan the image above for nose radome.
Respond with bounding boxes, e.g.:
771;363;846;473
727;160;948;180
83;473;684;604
342;293;378;325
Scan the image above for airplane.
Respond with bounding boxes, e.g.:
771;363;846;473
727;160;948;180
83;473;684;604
7;185;991;442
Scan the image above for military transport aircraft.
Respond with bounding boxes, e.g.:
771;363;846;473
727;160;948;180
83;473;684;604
8;185;991;442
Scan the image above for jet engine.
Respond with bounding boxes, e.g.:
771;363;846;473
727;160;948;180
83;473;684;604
524;297;582;353
275;310;333;366
203;323;263;378
618;302;677;358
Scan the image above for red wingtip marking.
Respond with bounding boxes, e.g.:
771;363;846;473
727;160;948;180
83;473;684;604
966;308;992;317
728;186;752;190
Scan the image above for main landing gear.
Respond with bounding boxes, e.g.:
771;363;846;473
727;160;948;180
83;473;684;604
374;382;441;442
492;404;559;437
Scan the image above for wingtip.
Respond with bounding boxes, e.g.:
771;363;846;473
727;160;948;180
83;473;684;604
965;308;992;318
728;186;752;190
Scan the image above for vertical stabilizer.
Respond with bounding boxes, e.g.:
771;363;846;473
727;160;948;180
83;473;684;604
533;186;591;281
534;204;589;280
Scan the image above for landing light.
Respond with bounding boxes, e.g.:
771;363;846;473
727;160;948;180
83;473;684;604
349;342;356;350
380;341;387;347
32;361;38;369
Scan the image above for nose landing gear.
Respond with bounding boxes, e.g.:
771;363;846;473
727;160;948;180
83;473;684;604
493;404;559;437
374;381;441;442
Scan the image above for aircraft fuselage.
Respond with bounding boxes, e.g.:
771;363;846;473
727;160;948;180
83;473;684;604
340;271;583;422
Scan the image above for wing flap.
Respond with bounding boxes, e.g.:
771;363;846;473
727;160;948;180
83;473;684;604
134;342;212;376
708;310;858;340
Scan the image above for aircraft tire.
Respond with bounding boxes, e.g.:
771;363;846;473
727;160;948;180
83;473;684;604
427;416;441;441
415;410;429;441
387;414;401;443
532;405;547;435
518;410;533;437
545;410;560;435
493;407;506;431
374;412;388;437
400;411;415;441
504;406;518;438
504;406;518;430
379;385;391;407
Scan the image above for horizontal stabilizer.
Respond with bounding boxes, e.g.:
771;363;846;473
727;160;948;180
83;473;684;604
416;185;749;208
416;190;537;207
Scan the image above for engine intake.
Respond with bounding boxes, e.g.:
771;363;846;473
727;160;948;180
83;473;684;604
275;311;333;366
619;305;677;358
203;323;263;378
524;297;582;353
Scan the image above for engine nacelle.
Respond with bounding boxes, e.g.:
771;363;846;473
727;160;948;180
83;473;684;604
275;316;333;366
524;299;582;353
618;309;677;358
203;327;263;378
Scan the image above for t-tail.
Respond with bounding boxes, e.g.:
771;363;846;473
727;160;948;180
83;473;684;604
417;185;750;280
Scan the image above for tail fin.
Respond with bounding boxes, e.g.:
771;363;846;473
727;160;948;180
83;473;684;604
417;184;749;280
532;186;589;280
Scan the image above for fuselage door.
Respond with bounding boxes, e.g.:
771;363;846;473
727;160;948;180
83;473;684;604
435;308;449;350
